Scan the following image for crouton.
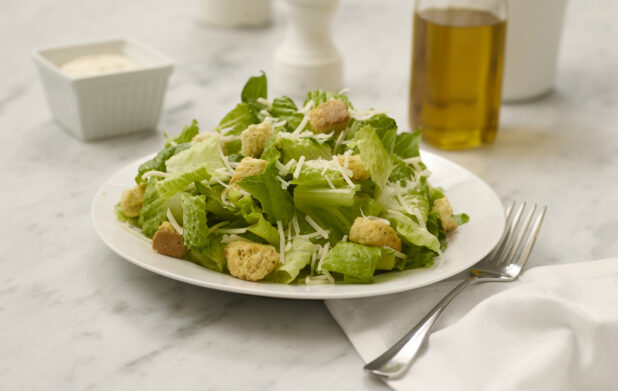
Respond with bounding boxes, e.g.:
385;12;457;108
241;121;273;157
337;154;370;180
229;157;267;185
433;197;458;232
309;99;350;134
119;182;147;218
152;222;187;258
349;217;402;251
224;241;279;281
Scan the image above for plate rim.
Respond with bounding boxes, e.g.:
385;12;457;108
91;149;505;300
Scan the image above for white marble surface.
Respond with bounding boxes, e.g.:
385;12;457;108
1;0;617;390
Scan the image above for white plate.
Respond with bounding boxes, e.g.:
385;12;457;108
92;151;505;300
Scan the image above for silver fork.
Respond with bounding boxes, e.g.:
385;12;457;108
364;201;547;379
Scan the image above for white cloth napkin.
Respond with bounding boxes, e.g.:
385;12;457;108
325;258;618;391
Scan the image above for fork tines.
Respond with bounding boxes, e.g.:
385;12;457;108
486;201;547;269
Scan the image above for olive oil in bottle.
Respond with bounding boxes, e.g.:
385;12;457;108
409;7;506;149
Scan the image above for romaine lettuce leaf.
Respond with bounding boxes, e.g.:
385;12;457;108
241;71;267;105
156;165;212;199
270;96;304;132
215;103;259;135
185;237;226;272
237;164;294;224
138;179;169;238
135;143;191;184
115;203;138;225
165;135;226;176
277;137;332;163
293;187;356;208
452;213;470;225
304;89;354;109
291;166;347;188
393;129;422;159
181;193;208;248
353;125;393;194
321;242;382;283
165;119;200;147
227;187;263;224
386;210;440;252
402;244;436;269
267;238;317;283
247;216;280;247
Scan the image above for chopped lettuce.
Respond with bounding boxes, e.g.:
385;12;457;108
267;238;317;283
118;72;468;285
353;125;393;196
452;213;470;225
165;135;226;176
216;103;259;135
277;137;332;163
138;179;169;237
386;210;441;252
156;165;212;199
304;89;354;109
185;238;226;272
247;216;280;246
394;129;422;158
181;193;208;248
321;242;382;283
270;96;304;131
165;120;200;147
135;143;191;184
237;164;294;224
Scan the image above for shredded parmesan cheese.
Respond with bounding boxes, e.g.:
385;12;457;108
297;231;324;240
305;215;329;239
217;228;247;234
276;175;290;190
141;170;169;179
293;156;305;179
324;174;335;189
276;220;286;264
332;155;355;188
275;160;290;176
166;208;183;235
257;97;272;108
212;176;230;189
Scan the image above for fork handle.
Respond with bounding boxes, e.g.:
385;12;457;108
364;276;479;378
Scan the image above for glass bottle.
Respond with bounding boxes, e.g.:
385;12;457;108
409;0;507;149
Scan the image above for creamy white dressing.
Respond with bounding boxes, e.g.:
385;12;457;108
60;54;141;76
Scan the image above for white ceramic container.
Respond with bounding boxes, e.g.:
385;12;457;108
502;0;568;101
32;38;174;141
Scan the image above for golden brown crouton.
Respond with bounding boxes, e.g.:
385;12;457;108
433;197;458;232
152;222;187;258
119;182;147;218
349;217;402;251
337;154;370;180
309;99;350;134
241;121;273;157
229;157;267;185
224;241;279;281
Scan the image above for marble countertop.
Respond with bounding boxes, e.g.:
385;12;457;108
2;0;617;389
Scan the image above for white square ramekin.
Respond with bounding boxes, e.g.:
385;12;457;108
32;38;174;141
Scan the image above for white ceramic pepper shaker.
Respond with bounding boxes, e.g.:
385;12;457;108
274;0;342;98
